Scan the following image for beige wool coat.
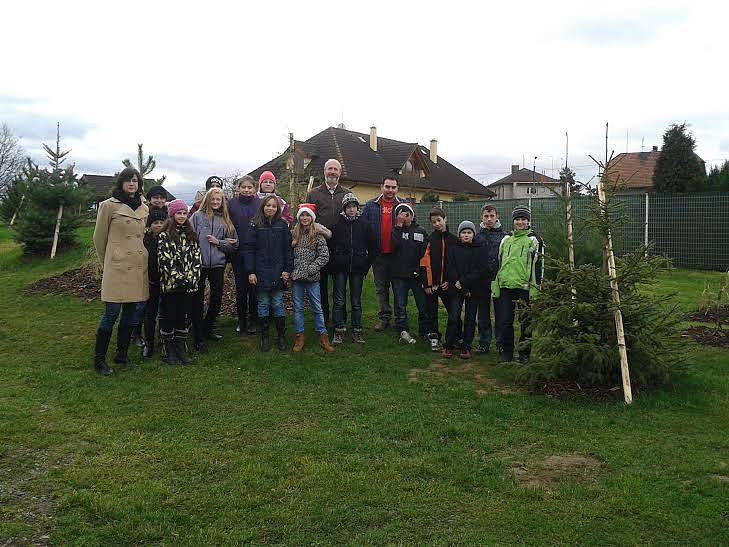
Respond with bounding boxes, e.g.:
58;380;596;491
93;197;150;303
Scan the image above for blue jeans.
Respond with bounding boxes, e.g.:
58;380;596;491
477;294;503;349
98;302;140;335
333;272;364;330
133;301;146;327
445;294;479;350
292;281;326;334
391;277;430;336
257;288;285;318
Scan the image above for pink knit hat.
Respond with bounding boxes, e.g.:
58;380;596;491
259;171;276;187
167;199;189;218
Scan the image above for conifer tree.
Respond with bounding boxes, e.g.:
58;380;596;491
652;123;707;193
122;143;166;193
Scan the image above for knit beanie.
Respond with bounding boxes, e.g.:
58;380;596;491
205;176;223;190
394;202;415;217
259;171;276;187
147;208;167;226
457;220;476;235
341;192;359;210
512;206;531;221
167;199;189;218
145;185;167;200
297;203;317;222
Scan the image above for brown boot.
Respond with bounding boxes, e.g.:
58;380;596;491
293;333;305;352
319;333;334;353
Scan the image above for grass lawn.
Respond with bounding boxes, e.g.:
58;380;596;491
1;226;728;545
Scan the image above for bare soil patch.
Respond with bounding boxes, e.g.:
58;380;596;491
682;326;729;348
685;305;729;324
512;454;603;489
408;361;517;396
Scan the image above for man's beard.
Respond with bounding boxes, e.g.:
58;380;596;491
325;176;339;186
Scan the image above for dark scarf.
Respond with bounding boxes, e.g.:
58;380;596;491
114;190;142;211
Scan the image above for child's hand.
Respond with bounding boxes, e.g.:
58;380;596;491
225;238;237;245
440;281;449;290
424;287;433;295
455;280;462;290
248;274;257;285
206;235;220;245
282;272;290;282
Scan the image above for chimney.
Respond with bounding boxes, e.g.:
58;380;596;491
370;126;377;152
430;139;438;164
652;145;658;152
511;164;519;174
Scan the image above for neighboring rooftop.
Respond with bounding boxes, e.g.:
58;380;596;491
79;174;176;201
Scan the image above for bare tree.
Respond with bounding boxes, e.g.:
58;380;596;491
0;123;26;191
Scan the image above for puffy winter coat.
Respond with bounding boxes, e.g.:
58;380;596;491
190;210;239;269
291;224;331;282
492;229;543;298
143;228;160;285
445;240;491;297
245;218;294;290
158;225;202;294
475;221;506;282
390;222;429;279
329;214;377;275
93;197;149;303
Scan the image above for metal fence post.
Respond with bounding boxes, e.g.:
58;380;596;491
644;193;649;257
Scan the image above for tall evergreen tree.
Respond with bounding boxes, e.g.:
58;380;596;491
707;160;729;193
652;123;707;193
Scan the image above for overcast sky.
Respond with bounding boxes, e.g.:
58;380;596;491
2;0;727;203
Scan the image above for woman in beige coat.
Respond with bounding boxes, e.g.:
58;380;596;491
92;167;149;375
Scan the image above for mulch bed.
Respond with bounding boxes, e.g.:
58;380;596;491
685;306;729;324
26;264;294;315
533;382;624;401
682;326;729;348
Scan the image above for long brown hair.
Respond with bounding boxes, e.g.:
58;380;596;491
291;213;317;249
199;187;235;236
252;195;282;227
161;216;198;245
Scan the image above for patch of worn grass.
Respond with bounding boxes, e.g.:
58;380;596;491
1;226;728;544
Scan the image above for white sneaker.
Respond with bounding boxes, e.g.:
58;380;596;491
399;331;416;344
429;336;441;352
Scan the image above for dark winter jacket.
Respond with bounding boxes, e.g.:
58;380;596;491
143;228;160;285
228;194;260;256
445;240;491;298
390;221;429;279
158;225;202;294
329;214;377;275
361;194;405;254
475;220;506;282
291;225;331;282
420;229;458;289
190;210;239;269
245;218;294;290
305;184;348;230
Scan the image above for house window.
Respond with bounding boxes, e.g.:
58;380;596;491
525;186;537;194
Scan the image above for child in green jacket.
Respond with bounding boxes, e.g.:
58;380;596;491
492;206;544;364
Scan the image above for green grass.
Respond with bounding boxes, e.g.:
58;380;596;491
1;226;728;545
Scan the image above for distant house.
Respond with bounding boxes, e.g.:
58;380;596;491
605;146;706;194
248;126;495;203
487;165;563;200
79;174;175;208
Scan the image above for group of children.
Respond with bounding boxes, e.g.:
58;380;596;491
136;174;543;366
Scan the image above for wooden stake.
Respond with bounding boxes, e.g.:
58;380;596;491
9;194;25;226
50;204;63;260
597;123;632;405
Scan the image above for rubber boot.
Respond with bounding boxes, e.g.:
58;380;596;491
94;330;114;376
293;333;305;352
160;330;179;365
259;317;271;352
275;317;287;351
175;329;192;365
113;325;135;366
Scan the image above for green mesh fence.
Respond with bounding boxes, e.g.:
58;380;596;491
413;193;729;271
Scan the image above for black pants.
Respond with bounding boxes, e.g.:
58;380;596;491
445;294;479;350
144;283;161;343
232;254;256;322
498;288;532;355
160;292;195;332
425;290;451;339
193;267;225;340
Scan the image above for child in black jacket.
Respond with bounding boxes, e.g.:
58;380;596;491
141;208;167;358
390;203;430;345
442;221;491;359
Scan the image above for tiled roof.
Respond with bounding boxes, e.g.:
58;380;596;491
606;151;660;189
248;126;494;197
488;168;560;187
80;174;175;201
